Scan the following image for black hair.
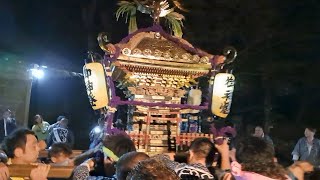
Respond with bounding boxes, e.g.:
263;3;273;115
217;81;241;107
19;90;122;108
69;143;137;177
254;125;264;130
190;137;215;159
127;159;179;180
33;114;43;125
57;116;65;122
235;136;287;179
116;151;149;180
102;134;136;177
189;137;216;168
48;142;72;158
305;127;317;133
2;128;35;158
103;134;136;158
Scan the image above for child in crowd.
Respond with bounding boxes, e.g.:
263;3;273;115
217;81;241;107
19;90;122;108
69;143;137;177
49;142;74;166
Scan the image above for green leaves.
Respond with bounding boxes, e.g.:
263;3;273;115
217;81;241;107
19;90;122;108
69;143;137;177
116;0;185;37
116;1;138;33
165;12;184;38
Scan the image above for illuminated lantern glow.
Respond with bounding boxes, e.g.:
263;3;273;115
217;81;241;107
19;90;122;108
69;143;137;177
83;62;109;110
187;88;202;113
211;73;235;118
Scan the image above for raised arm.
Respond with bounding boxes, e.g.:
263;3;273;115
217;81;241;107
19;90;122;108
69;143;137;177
214;139;231;170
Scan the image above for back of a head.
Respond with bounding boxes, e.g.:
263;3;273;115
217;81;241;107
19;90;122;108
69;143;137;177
103;134;136;158
49;142;72;158
102;134;136;177
127;159;179;180
189;137;215;160
236;136;273;164
235;136;287;179
57;115;65;122
116;152;150;180
58;118;69;129
2;128;35;158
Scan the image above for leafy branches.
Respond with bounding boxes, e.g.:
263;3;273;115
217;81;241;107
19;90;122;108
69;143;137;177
115;0;186;37
165;12;184;37
116;1;138;34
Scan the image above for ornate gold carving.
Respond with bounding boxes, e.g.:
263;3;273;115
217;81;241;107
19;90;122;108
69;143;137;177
200;56;210;63
113;31;218;65
122;48;131;55
154;32;161;39
182;53;192;61
163;51;171;59
173;54;180;60
193;55;200;62
132;48;142;55
116;56;212;70
128;85;186;97
143;49;152;56
126;72;200;88
154;49;163;57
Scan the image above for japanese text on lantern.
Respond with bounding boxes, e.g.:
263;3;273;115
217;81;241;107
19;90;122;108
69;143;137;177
219;76;235;114
83;62;109;110
84;68;98;107
211;73;235;118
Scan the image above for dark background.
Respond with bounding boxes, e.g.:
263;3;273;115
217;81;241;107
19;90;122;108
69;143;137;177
1;0;320;160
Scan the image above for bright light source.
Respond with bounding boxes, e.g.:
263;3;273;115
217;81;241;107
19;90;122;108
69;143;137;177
93;126;101;134
31;68;44;79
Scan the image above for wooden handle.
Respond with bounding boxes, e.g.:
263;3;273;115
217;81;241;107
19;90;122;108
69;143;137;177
8;164;73;178
39;150;84;158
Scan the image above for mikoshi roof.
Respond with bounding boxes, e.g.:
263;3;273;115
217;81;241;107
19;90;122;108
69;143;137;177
101;25;226;73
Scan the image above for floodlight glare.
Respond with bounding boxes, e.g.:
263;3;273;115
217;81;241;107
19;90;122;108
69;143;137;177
93;126;101;134
31;68;44;79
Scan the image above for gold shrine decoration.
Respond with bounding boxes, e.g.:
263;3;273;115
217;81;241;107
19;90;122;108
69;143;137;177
83;62;109;110
128;85;186;97
211;73;235;118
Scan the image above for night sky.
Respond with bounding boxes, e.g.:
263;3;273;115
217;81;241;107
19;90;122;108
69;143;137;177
1;0;320;150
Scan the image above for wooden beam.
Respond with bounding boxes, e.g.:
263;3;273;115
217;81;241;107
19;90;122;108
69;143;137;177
39;150;84;159
8;164;74;178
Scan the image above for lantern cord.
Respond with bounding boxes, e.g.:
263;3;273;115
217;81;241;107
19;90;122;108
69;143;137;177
87;51;95;62
87;51;104;63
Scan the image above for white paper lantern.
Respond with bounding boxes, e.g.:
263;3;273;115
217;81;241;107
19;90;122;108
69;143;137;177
211;73;235;118
187;88;202;114
83;62;109;110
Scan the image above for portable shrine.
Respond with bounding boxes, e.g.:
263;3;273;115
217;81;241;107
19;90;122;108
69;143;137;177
83;0;237;154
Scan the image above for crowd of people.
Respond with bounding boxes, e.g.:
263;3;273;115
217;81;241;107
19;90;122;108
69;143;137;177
0;109;319;179
32;115;74;148
0;110;74;149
